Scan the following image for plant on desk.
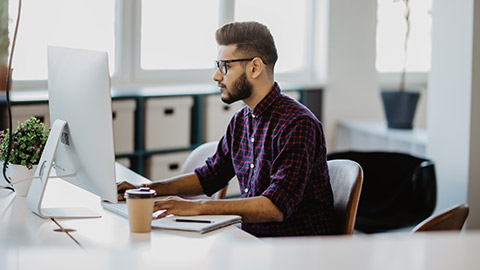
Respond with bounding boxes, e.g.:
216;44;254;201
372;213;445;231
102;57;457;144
0;116;49;196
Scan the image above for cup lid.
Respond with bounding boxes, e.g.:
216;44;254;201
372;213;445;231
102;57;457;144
125;187;156;199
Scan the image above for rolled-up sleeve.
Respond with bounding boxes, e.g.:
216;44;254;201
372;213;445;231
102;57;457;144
261;116;318;219
195;132;236;196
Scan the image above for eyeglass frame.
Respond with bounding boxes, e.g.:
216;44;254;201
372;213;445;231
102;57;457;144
214;57;267;75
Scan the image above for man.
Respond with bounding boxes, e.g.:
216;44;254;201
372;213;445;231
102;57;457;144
118;21;336;237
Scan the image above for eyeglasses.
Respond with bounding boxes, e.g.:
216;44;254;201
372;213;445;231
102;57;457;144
214;58;267;75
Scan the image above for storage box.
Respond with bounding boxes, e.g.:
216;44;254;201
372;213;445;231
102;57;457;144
145;151;191;180
145;96;194;150
204;94;245;142
10;103;50;130
112;99;136;155
115;157;131;168
284;90;301;101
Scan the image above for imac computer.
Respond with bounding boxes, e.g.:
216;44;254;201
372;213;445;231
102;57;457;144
26;46;118;218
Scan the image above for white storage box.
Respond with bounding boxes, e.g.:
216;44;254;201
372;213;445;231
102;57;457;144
10;103;50;130
284;90;301;101
115;157;131;168
145;96;194;150
204;94;245;142
145;151;191;180
112;99;136;155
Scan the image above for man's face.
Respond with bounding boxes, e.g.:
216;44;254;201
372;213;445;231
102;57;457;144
213;45;253;104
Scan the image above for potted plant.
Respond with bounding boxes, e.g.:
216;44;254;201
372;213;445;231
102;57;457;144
381;0;421;129
0;116;49;196
0;0;8;90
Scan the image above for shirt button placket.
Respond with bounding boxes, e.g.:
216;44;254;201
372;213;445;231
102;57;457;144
248;112;256;196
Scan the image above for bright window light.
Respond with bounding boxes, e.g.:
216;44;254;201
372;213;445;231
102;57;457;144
234;0;308;74
376;0;432;73
141;0;220;70
9;0;115;80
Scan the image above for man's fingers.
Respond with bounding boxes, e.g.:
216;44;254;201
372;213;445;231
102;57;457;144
153;210;168;219
116;181;137;201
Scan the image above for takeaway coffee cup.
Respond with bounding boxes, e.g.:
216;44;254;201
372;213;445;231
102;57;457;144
125;187;157;233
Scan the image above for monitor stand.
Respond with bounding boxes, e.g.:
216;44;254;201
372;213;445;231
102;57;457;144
26;119;101;219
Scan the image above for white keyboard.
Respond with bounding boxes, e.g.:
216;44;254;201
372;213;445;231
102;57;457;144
101;202;129;218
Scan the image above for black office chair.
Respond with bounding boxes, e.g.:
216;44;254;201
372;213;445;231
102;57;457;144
327;151;437;233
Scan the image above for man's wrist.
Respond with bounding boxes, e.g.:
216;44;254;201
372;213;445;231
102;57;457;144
197;200;210;215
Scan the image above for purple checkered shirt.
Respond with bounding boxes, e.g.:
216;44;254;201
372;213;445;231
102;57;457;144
195;83;336;237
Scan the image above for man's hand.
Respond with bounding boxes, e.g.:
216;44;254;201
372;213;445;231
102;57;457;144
117;181;140;201
153;197;202;219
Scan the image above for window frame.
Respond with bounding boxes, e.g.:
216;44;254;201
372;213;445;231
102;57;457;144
116;0;327;86
12;0;414;89
375;0;431;89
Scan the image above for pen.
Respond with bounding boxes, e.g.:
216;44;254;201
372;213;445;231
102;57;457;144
173;218;213;223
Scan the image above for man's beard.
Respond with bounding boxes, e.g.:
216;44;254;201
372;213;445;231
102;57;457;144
221;72;252;104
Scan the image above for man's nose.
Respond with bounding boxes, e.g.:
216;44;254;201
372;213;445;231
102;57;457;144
213;68;223;82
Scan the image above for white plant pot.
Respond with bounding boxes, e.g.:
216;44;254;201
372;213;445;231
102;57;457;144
1;162;37;197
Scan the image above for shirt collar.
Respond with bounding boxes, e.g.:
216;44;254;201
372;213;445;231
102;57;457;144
245;82;281;118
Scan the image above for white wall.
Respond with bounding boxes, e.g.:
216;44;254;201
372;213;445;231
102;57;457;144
468;0;480;229
323;0;383;151
427;0;480;228
324;0;480;228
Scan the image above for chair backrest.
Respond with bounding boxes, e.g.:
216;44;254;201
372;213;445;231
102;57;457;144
181;141;227;200
411;204;469;233
328;159;363;235
327;151;437;233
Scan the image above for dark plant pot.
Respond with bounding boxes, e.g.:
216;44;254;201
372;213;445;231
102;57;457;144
381;91;420;130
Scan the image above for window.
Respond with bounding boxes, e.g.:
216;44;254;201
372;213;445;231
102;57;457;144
8;0;325;86
234;0;308;74
141;0;219;70
8;0;115;81
376;0;432;73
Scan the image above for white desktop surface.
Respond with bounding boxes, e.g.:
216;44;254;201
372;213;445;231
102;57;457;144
2;230;480;270
0;188;77;247
0;164;258;249
1;166;480;270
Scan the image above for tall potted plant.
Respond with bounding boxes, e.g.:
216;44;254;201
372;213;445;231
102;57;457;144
0;0;8;90
0;116;49;196
381;0;421;129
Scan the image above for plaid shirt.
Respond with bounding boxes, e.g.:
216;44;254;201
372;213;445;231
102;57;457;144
195;83;336;237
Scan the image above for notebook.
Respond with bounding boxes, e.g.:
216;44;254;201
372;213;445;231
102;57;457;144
151;215;242;234
102;202;241;234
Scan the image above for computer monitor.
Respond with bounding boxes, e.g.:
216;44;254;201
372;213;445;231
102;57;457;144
26;46;118;218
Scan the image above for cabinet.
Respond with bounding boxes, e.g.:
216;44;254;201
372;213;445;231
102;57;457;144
0;86;321;179
334;120;427;157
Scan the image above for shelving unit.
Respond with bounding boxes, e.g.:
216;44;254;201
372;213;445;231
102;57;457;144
1;84;320;179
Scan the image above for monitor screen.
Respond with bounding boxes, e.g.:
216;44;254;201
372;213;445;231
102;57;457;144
27;46;118;218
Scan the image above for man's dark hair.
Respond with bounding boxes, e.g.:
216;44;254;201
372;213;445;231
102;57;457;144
215;21;278;72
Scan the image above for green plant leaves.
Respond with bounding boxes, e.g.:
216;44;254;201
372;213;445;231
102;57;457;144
0;116;49;169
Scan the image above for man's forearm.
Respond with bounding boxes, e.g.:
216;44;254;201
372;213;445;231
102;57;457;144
148;172;205;196
198;196;284;223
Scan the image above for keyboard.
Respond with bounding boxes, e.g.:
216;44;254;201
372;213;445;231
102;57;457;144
102;202;129;218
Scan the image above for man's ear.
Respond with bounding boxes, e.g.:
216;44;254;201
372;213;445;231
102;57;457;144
250;57;264;79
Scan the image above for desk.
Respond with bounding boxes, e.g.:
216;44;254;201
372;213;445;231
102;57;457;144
1;167;479;270
1;230;480;269
0;189;77;247
0;165;258;250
